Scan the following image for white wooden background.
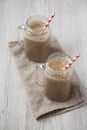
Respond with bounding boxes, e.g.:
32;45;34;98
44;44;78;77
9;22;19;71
0;0;87;129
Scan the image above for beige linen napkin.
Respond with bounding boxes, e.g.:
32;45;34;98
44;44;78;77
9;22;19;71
9;41;86;120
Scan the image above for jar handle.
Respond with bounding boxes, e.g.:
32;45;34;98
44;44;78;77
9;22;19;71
18;25;26;48
36;63;45;86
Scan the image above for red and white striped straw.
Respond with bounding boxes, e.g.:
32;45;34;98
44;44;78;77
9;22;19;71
43;12;55;29
62;54;80;70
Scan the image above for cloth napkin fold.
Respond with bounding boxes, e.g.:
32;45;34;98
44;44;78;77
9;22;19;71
9;41;86;120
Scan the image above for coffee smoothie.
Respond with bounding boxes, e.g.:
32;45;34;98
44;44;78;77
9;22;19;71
24;18;51;62
44;53;73;101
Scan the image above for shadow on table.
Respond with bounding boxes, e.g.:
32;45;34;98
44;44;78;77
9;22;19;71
49;35;63;54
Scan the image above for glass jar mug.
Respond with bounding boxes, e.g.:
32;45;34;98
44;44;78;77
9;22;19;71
18;15;51;62
44;52;73;101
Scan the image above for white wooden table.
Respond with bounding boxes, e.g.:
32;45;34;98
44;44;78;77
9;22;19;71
0;0;87;129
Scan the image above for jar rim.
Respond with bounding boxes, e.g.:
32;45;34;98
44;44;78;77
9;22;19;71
26;15;50;34
46;52;73;74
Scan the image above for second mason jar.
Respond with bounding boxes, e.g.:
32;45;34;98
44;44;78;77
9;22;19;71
23;15;51;62
44;52;73;101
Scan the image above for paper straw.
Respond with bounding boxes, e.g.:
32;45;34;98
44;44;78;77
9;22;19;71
62;54;80;70
43;12;55;29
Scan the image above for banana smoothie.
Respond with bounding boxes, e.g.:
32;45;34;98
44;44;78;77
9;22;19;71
24;16;51;62
44;52;73;101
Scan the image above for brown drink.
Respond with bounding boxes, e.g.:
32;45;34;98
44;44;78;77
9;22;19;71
24;16;51;62
44;52;73;101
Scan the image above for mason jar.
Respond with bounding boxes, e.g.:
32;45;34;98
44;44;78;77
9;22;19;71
18;15;51;62
44;52;73;101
